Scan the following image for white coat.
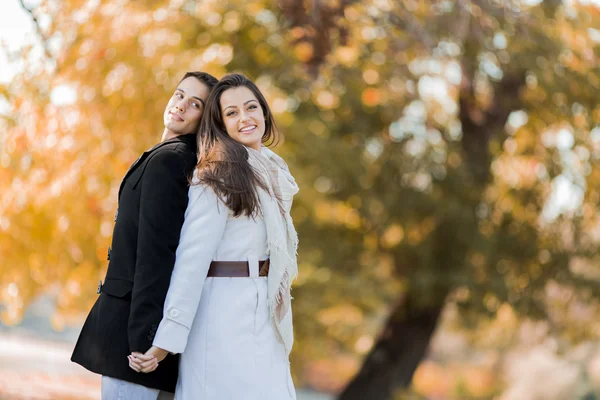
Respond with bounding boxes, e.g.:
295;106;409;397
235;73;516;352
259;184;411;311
153;182;296;400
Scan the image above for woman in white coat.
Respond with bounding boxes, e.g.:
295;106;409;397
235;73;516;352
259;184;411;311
128;73;298;399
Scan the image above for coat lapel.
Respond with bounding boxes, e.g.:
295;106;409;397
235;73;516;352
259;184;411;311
118;149;152;200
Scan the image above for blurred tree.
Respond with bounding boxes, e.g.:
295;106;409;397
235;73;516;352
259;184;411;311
285;1;600;398
1;0;600;399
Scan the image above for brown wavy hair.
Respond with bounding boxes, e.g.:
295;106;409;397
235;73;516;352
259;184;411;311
194;73;280;217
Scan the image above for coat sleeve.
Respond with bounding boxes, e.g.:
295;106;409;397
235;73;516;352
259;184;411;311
152;184;228;354
127;147;193;353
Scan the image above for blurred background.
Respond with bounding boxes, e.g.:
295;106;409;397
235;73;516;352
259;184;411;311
2;0;600;399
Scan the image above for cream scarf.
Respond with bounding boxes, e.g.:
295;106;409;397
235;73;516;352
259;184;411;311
247;146;299;356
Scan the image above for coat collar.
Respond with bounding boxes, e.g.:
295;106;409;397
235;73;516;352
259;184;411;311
146;133;197;154
118;133;197;199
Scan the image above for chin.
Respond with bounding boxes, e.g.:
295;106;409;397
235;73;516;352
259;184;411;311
244;141;261;150
166;122;183;132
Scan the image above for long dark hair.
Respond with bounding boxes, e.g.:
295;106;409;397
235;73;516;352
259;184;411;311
195;73;280;217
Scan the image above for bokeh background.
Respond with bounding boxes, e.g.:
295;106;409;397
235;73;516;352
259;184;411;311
2;0;600;399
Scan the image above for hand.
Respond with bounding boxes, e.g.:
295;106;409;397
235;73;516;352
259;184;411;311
146;346;169;363
128;346;168;373
128;352;153;373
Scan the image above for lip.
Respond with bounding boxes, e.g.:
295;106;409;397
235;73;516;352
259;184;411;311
239;125;257;134
168;111;184;122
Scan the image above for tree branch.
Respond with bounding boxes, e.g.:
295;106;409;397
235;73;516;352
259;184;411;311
455;0;472;44
18;0;53;60
389;3;436;51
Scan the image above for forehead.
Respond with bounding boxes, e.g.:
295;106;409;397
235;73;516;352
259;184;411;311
219;86;258;108
177;77;210;100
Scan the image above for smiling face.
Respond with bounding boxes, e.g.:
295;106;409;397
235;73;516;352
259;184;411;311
219;86;265;151
163;77;211;137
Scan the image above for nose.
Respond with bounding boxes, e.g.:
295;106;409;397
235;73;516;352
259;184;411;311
239;109;251;122
174;99;186;113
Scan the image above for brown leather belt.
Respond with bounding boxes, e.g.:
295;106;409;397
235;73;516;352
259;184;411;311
207;260;270;277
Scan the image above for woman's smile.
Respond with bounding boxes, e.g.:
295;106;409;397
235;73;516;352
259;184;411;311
239;125;257;134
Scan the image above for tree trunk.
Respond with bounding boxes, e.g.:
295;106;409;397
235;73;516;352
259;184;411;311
338;70;525;400
337;292;447;400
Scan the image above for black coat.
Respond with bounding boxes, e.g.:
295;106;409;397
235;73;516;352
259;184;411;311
71;133;197;392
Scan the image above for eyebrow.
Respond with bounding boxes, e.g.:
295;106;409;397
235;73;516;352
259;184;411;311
176;88;205;106
223;99;258;112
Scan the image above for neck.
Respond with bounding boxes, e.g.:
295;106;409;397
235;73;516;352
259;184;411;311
161;129;180;142
247;143;262;152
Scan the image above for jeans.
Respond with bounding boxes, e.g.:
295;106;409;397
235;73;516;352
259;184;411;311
101;376;174;400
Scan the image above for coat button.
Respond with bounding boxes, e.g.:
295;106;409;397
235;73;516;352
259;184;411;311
169;309;179;318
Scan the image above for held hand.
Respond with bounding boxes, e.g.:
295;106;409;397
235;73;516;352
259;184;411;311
128;351;155;373
128;352;152;373
127;346;167;373
146;345;169;363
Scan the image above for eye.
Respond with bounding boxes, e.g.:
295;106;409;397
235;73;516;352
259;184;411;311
226;111;236;117
248;104;258;110
191;101;200;109
175;93;183;99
